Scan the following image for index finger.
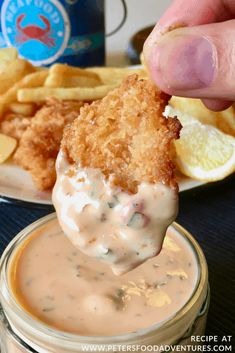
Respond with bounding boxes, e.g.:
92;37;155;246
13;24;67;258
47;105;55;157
157;0;235;33
143;0;235;74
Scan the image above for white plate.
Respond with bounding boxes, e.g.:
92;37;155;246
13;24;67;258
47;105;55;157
0;162;51;205
0;162;205;205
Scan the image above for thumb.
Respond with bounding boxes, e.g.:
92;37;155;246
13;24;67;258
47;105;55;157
144;20;235;102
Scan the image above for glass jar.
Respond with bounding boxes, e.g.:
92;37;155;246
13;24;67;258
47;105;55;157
0;213;209;353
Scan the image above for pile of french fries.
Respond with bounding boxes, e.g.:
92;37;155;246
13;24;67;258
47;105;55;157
17;66;116;104
0;47;147;165
0;48;147;120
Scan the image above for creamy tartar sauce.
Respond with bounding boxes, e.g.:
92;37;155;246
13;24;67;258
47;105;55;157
10;218;198;336
53;151;178;275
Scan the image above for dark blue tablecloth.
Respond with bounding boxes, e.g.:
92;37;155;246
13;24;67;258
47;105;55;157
0;176;235;336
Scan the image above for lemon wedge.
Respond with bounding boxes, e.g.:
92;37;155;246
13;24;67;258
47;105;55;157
175;120;235;181
170;96;235;137
0;133;17;163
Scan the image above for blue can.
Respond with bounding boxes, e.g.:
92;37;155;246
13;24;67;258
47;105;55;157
0;0;105;67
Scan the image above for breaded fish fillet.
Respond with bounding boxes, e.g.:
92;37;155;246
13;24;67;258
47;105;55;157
14;99;83;190
0;114;32;141
62;74;181;193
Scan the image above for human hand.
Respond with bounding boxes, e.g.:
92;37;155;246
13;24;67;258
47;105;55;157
143;0;235;111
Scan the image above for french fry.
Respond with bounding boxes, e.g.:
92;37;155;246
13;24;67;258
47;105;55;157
0;47;18;72
17;84;117;103
0;47;18;61
140;52;145;67
50;63;101;80
0;71;48;119
86;67;147;85
35;66;49;72
0;59;35;95
8;102;37;117
140;51;150;77
45;73;102;88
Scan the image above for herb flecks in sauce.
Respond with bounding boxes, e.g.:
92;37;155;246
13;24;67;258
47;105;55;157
11;220;198;336
53;154;179;275
42;307;55;313
107;288;126;311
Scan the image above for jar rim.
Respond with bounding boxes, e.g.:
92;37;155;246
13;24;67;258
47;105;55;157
0;213;208;345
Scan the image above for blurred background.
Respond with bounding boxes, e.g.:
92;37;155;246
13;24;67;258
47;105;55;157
106;0;172;66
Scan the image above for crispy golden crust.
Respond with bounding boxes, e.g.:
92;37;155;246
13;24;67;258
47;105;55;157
62;75;181;193
0;114;32;140
14;99;84;190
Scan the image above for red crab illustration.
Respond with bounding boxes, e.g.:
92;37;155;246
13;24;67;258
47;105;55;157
15;14;56;48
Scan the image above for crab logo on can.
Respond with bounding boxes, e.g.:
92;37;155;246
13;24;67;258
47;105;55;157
1;0;71;66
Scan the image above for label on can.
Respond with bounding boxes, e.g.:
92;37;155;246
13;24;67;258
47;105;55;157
0;0;105;67
1;0;71;66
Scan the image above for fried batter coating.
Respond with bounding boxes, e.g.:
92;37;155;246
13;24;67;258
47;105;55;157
62;75;181;193
0;114;32;140
14;99;84;190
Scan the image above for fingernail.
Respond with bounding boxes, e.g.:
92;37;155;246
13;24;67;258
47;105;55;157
150;34;216;91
